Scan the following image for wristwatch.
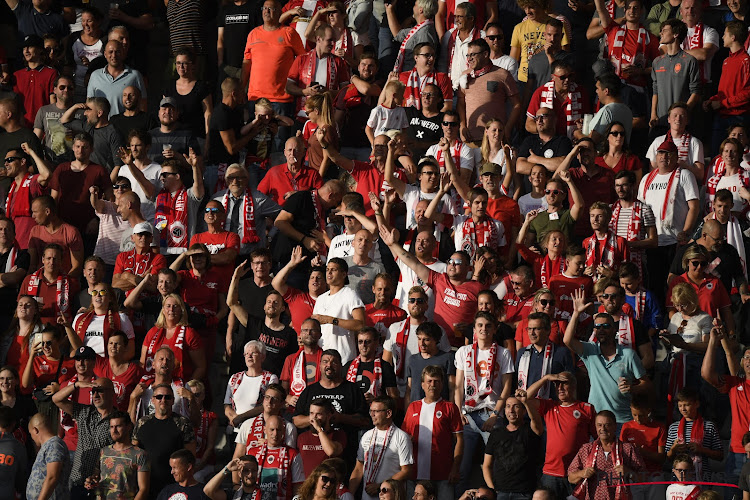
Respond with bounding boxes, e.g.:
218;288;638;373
332;318;339;326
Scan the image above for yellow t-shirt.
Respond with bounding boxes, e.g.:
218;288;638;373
510;16;570;82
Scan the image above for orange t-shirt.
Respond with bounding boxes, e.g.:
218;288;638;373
243;25;305;102
620;419;666;472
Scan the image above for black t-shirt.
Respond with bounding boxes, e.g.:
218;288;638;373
238;278;274;323
136;417;191;499
669;242;744;295
217;1;261;67
293;380;368;421
271;190;319;266
485;423;542;493
518;134;573;160
0;431;26;500
208;102;244;164
164;81;213;139
343;358;398;396
156;482;211;500
0;248;29;316
110;111;158;142
249;319;298;376
334;84;377;149
405;108;443;159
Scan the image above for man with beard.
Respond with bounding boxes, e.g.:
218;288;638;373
296;398;345;476
280;318;325;409
112;220;166;294
154;157;205;257
398;42;452;111
60;97;123;171
515;312;574;395
516;107;572;177
334;54;381;162
34;76;81;164
204;456;261;500
109;86;157;141
344;327;399;402
20;243;78;324
148;99;200;165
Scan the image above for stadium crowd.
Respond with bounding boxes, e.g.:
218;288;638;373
3;0;750;497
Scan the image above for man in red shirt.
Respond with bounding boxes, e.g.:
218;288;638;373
190;200;241;287
280;318;324;409
19;243;79;324
398;42;453;111
381;226;484;346
704;20;750;153
296;398;345;476
365;274;407;338
28;195;85;279
527;371;595;498
247;415;304;500
503;266;536;327
258;136;323;206
582;202;630;283
272;246;328;334
402;365;462;494
113;222;167;294
13;34;57;126
549;246;594;322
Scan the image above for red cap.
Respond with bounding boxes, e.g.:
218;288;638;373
656;140;678;153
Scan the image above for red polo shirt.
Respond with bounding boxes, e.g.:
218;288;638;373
190;231;241;287
666;273;731;318
257;163;323;206
13;65;57;125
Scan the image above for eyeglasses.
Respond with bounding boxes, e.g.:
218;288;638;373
420;170;438;176
90;289;108;297
608;131;625;137
56;84;69;89
153;394;174;401
689;260;707;268
534;115;551;121
320;475;335;484
112;184;130;190
599;293;619;300
511;280;525;287
554;73;572;80
486;35;503;40
466;51;484;58
442;121;459;127
175;61;191;67
417;53;435;58
538;299;554;306
227;176;248;183
3;157;21;164
380;488;392;494
447;258;464;266
159;172;177;178
91;387;110;394
545;189;564;195
205;207;221;213
41;341;53;347
593;323;612;329
408;297;426;304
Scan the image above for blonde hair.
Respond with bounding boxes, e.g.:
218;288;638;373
155;293;190;327
305;93;334;127
671;282;699;310
383;80;405;98
480;118;504;164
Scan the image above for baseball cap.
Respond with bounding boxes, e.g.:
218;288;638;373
656;140;678;153
133;222;154;235
159;97;177;108
73;346;97;360
22;35;44;48
479;162;501;176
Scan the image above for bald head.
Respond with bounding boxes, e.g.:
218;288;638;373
120;191;140;207
702;219;723;237
29;413;51;432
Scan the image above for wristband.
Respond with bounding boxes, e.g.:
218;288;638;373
223;467;231;476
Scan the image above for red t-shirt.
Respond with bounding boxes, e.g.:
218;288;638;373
515;317;566;346
113;250;167;276
604;24;660;87
26;356;75;391
297;429;347;477
280;348;323;398
13;65;57;125
28;223;84;276
594;154;643;174
60;375;92;451
719;375;750;453
142;326;202;379
538;399;596;477
247;445;301;500
486;196;520;247
190;231;241;287
257;164;323;206
620;419;666;472
427;270;484;346
48;162;111;234
365;304;407;330
517;245;566;289
526;85;591;138
666;274;731;318
19;273;80;325
402;399;463;480
7;174;44;249
549;274;594;321
503;292;534;325
282;287;317;334
178;268;228;313
94;357;144;411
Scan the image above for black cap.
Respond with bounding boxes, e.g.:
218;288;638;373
73;346;97;360
22;35;44;49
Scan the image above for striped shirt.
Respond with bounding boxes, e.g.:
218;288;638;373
665;418;722;479
166;0;207;55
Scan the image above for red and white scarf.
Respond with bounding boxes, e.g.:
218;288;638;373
393;20;433;73
310;190;325;234
632;290;646;321
666;130;692;163
74;310;121;348
26;268;70;318
221;190;260;244
335;28;353;58
463;343;496;407
540;79;583;139
155;188;189;252
256;444;290;494
144;325;187;373
540;254;566;288
609;24;651;76
435;140;463;172
584;231;618;280
345;356;382;396
5;173;34;218
245;414;266;451
300;51;338;110
642;167;681;226
590;305;635;348
606;0;617;18
393;319;411;378
364;424;396;484
228;370;275;410
677;416;705;479
706;165;750;206
4;243;19;273
447;27;480;75
459;217;499;260
459;64;493;89
572;440;627;500
122;248;155;275
404;69;438;109
517;342;553;398
289;348;321;397
610;199;644;273
685;23;706;82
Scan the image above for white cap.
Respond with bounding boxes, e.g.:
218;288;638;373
133;222;154;235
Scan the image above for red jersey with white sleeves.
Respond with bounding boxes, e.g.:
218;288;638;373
402;399;463;480
94;356;144;411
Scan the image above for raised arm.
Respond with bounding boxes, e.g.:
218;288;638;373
227;262;250;327
516;388;543;435
516;210;538;245
21;142;51;185
385;140;407;196
593;0;614;30
558;168;584;221
423;172;452;226
563;288;591;355
379;224;431;283
185;148;205;200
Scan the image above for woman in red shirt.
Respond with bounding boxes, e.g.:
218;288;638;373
141;294;206;381
1;295;44;381
595;121;643;184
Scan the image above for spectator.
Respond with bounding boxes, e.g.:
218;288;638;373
516;311;574;394
579;73;633;145
184;380;217;483
619;395;666;499
149;99;200;164
156;449;209;500
109;86;157;141
66;283;135;358
679;0;718;87
164;49;212;147
548;246;595;321
33;75;79;165
526;19;573;90
224;340;279;430
597;121;644;182
0;406;27;500
203;456;261;500
19;243;78;324
112;130;161;223
333;54;381;161
66;7;104;102
133;384;196;500
485;24;517;79
189;201;240;286
1;296;42;374
0;97;44;166
665;455;701;500
295;398;345;476
4;144;50;249
581;202;629;282
438;3;482;92
609;170;657;276
26;413;70;500
279;318;324;407
87;40;147;118
404;321;455;406
112;220;167;294
515;108;572;177
130;345;196;423
502;266;537;326
387;0;439;73
344;327;399;401
526;60;589;141
349;396;413;500
646;102;705;183
93;331;144;411
705;138;750;215
247;415;304;500
154;156;205;257
397;43;452;113
13;34;57;127
257;136;323;206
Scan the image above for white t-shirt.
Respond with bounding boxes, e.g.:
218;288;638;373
637;168;700;245
313;287;365;364
491;55;519;81
328;232;382;262
667;311;712;354
665;483;702;500
402;183;458;231
223;372;280;416
454;344;515;411
646;133;704;169
715;172;749;213
367;105;409;137
72;312;135;357
452;214;506;258
426;142;477;176
517;193;548;217
119;162;161;224
357;425;414;500
384;318;451;393
680;24;720;82
235;415;297;448
395;257;447;318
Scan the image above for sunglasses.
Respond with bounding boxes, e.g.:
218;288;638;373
538;299;554;306
422;92;437;98
554;73;572;80
534;115;551;121
159;172;177;178
41;341;53;347
608;131;625;137
320;475;335;484
205;207;221;213
511;280;525;287
112;184;130;190
3;157;22;164
153;394;174;401
599;293;619;300
380;488;392;494
593;323;612;329
89;289;108;297
227;176;248;183
442;121;459;127
447;258;464;265
91;386;111;394
545;189;565;195
689;260;707;268
408;297;426;304
485;35;503;40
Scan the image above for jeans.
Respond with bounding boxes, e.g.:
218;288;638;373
456;409;494;496
725;452;747;491
540;474;571;498
495;493;532;500
407;480;454;500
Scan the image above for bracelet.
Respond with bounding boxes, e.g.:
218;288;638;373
223;467;231;476
374;211;383;216
300;235;307;245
